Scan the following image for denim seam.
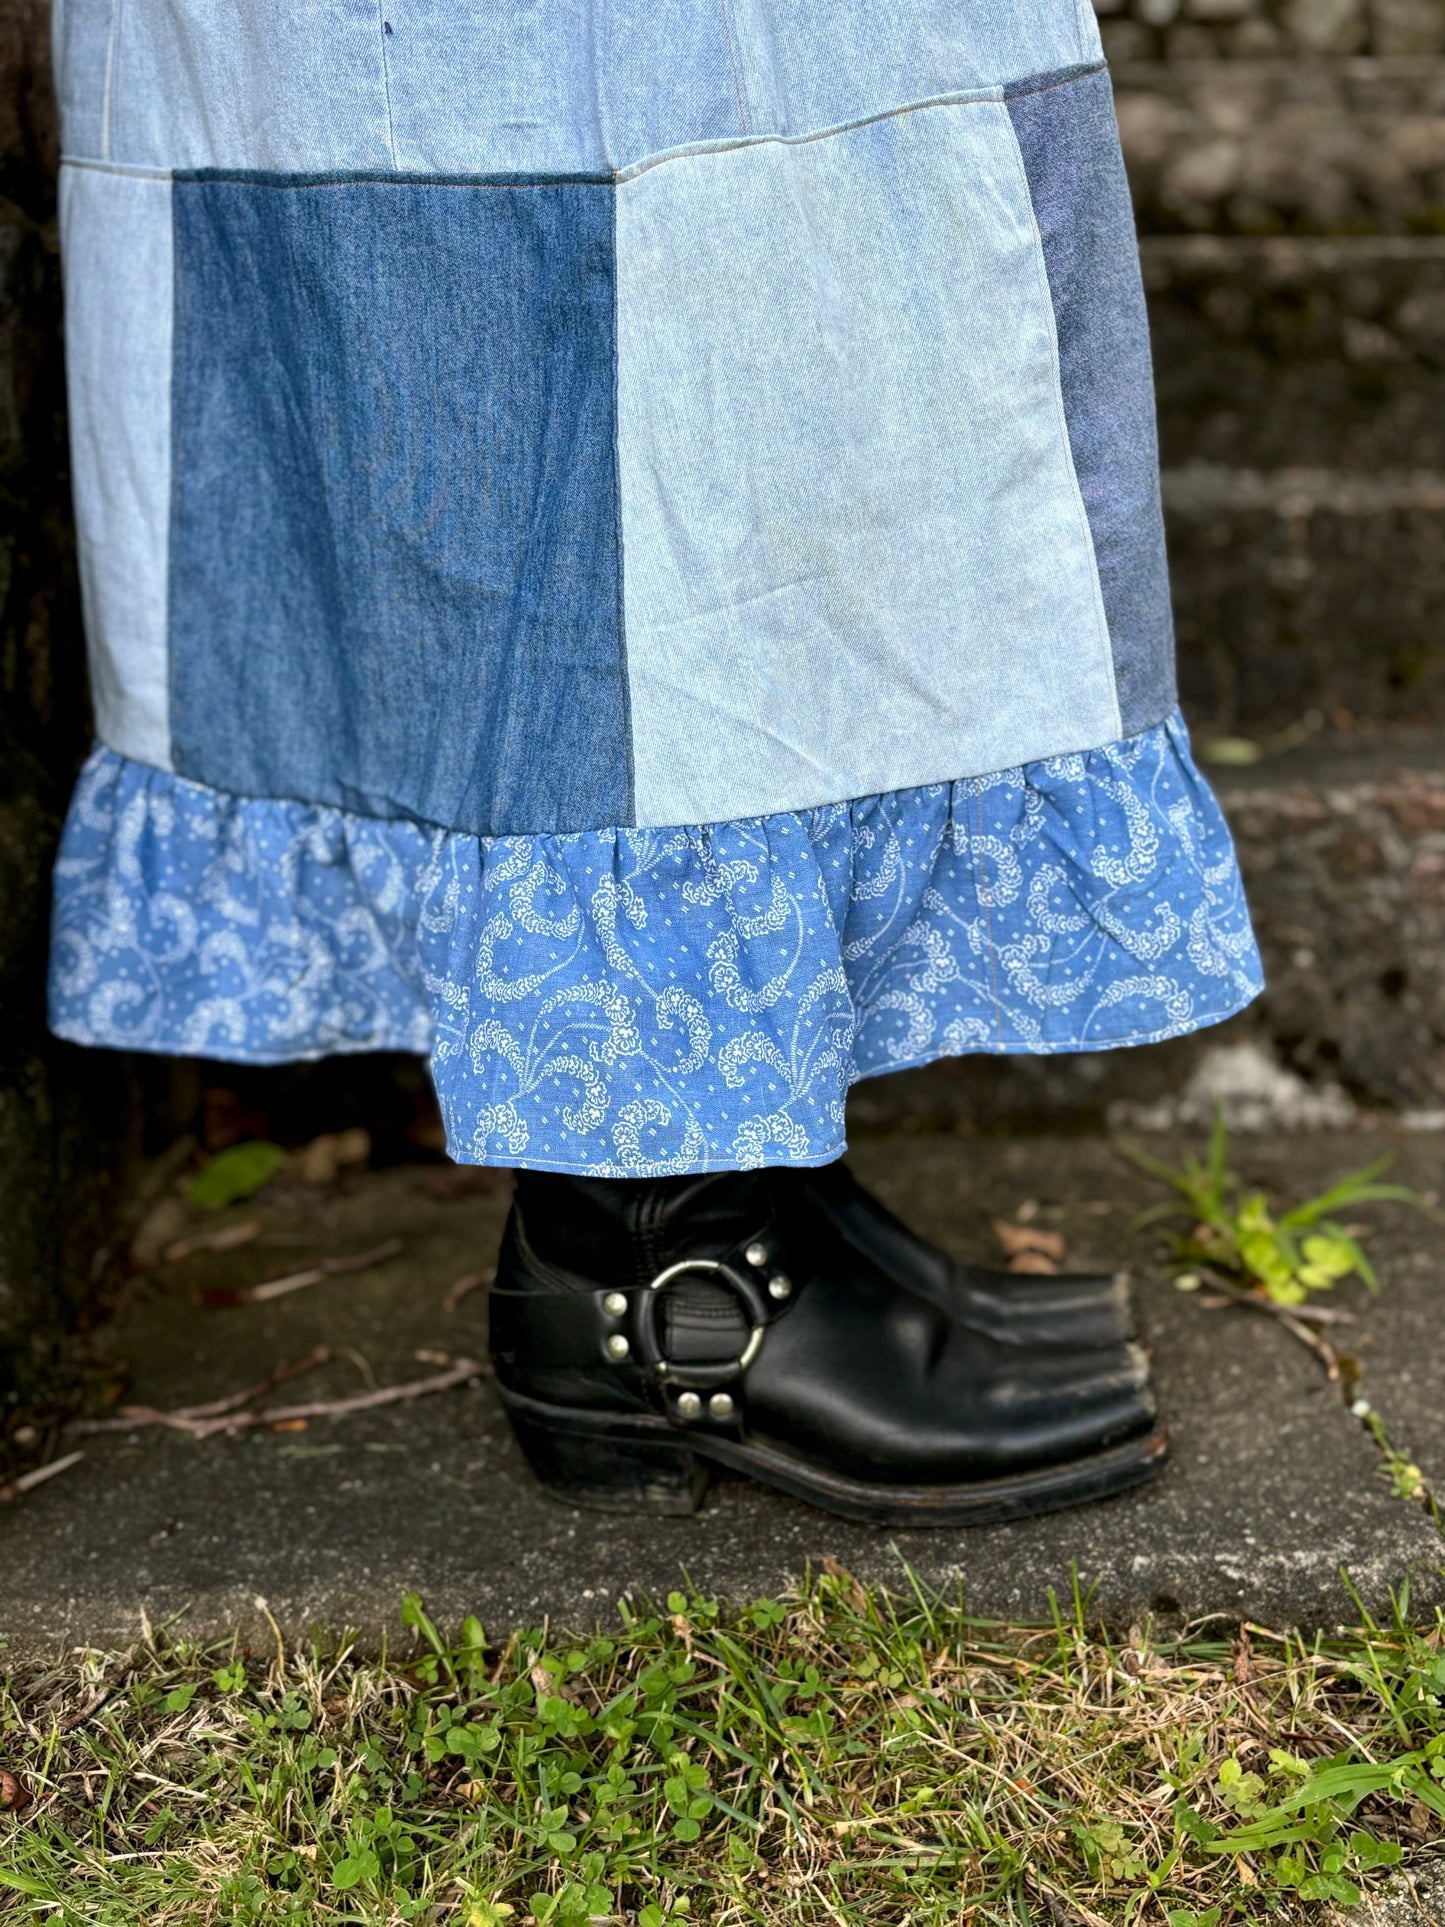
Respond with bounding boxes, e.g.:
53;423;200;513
60;153;171;180
99;0;121;162
1000;61;1108;102
614;87;1007;181
376;0;400;170
165;197;185;774
82;709;1186;842
715;0;752;135
997;100;1123;742
173;169;616;189
63;69;1105;186
610;187;635;828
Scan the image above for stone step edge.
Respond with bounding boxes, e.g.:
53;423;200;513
1162;464;1445;513
1141;234;1445;263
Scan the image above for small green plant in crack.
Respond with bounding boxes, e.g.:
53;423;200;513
1122;1109;1429;1307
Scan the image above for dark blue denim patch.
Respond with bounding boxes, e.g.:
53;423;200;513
1007;69;1177;737
168;173;628;836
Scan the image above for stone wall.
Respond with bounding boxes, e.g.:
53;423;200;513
0;0;135;1413
1097;0;1443;61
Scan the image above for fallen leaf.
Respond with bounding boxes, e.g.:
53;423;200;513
443;1269;494;1313
992;1219;1067;1263
1007;1251;1061;1275
188;1142;288;1211
0;1766;32;1813
294;1128;371;1187
822;1556;868;1616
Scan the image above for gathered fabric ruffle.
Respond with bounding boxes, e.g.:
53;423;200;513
49;710;1263;1174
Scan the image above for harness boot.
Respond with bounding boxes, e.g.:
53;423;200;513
804;1159;1138;1351
489;1164;1167;1526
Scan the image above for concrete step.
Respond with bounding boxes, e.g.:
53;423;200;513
848;731;1445;1129
1145;236;1445;470
1112;57;1445;233
1165;462;1445;728
1;1130;1440;1653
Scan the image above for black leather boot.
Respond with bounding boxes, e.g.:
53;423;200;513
804;1160;1138;1351
489;1164;1166;1526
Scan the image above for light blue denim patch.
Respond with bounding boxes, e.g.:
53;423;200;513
616;98;1121;829
55;0;1102;173
59;161;173;770
378;0;742;176
50;712;1264;1176
1008;67;1177;736
723;0;1101;137
64;0;396;172
168;172;628;837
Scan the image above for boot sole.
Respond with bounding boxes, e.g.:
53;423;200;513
498;1386;1169;1527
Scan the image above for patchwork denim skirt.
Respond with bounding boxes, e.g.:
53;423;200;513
48;0;1263;1173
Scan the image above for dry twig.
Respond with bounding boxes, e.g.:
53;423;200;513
163;1219;261;1264
443;1268;494;1313
195;1238;403;1306
72;1354;485;1440
73;1348;333;1435
0;1449;86;1504
1192;1271;1355;1328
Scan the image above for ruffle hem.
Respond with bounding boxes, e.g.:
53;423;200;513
49;710;1263;1174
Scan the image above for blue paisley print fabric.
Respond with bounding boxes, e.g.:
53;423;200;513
50;711;1262;1175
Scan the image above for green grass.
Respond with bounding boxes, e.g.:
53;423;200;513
4;1570;1445;1925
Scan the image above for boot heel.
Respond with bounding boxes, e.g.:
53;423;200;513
506;1410;710;1516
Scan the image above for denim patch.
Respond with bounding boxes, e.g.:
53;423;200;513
60;162;174;770
57;0;1102;173
377;0;743;175
1007;67;1177;737
77;0;395;171
724;0;1101;137
616;99;1121;829
168;173;628;837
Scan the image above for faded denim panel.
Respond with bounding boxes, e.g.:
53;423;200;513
169;175;627;837
51;0;117;162
724;0;1100;138
1007;68;1177;736
56;0;1103;177
60;163;173;770
617;101;1121;831
379;0;743;174
67;0;394;169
